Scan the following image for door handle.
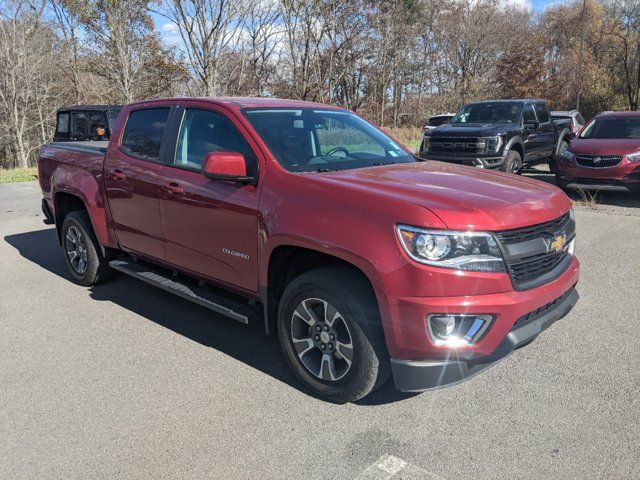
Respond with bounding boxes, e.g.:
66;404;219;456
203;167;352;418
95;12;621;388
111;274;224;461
109;169;126;180
162;182;185;195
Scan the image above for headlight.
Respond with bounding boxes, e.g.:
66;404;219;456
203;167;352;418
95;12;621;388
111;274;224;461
559;146;575;160
484;136;504;153
396;225;505;272
626;150;640;162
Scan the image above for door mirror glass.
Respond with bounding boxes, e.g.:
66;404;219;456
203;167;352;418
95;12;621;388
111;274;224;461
202;151;252;183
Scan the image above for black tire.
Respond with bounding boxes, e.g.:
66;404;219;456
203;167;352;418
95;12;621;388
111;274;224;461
555;173;569;190
61;210;113;286
500;149;523;174
277;267;390;403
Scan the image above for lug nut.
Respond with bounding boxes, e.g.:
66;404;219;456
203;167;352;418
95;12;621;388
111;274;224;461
329;334;335;341
323;325;329;331
328;343;333;350
316;325;322;332
314;334;320;341
320;344;326;350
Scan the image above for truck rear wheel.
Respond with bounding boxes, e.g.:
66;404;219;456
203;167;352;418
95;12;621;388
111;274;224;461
61;211;113;286
277;267;390;403
500;150;523;174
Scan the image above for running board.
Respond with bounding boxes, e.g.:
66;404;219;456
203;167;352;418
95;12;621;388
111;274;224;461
109;259;255;324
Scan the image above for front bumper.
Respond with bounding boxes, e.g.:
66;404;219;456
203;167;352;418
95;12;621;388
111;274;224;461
391;286;579;391
420;153;505;169
557;158;640;192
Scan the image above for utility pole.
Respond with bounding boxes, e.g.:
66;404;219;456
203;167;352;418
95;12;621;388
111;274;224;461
576;0;586;110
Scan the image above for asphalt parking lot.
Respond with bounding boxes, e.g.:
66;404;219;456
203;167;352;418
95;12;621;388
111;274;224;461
1;180;639;480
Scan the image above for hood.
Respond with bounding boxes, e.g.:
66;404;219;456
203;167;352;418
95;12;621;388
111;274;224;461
569;138;640;156
431;123;515;137
315;162;571;231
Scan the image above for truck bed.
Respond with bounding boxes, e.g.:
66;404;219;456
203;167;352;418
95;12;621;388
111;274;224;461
47;140;109;154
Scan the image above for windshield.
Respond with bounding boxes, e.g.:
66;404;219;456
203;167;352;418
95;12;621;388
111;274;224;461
579;116;640;139
451;102;522;124
242;108;415;172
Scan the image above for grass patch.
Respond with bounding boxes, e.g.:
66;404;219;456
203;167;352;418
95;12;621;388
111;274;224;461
0;167;38;184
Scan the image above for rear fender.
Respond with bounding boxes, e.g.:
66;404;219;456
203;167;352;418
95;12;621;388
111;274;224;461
51;164;117;248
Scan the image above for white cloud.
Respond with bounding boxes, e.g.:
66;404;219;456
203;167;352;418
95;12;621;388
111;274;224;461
498;0;533;11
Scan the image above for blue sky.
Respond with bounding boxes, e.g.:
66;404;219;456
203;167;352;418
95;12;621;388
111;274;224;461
150;0;560;41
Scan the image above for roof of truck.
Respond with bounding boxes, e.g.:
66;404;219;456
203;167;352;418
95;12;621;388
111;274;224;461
126;97;344;110
57;105;123;111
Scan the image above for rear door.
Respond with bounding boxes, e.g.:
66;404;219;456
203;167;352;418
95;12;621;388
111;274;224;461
157;104;261;293
522;103;541;161
104;107;172;260
533;102;555;158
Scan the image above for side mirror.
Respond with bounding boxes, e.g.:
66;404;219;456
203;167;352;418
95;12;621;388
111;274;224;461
524;121;539;129
567;132;577;142
202;151;253;184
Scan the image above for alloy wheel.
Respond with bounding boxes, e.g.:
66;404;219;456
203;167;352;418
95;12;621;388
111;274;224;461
290;298;354;382
65;225;88;274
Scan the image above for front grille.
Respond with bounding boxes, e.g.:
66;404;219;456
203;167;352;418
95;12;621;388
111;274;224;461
496;212;574;290
508;251;568;283
575;154;622;168
428;137;483;154
496;212;570;245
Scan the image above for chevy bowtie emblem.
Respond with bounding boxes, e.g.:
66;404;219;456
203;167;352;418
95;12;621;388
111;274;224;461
593;156;602;163
548;234;566;253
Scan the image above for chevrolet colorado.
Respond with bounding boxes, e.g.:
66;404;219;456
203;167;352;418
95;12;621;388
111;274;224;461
38;97;580;402
420;99;573;173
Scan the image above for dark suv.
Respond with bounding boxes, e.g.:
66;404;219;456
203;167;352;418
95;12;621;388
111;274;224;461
419;99;573;173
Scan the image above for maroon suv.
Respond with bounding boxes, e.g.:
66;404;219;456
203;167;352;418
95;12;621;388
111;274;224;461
556;111;640;192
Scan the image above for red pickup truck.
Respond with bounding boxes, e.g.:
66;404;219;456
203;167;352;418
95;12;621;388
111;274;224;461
38;97;580;402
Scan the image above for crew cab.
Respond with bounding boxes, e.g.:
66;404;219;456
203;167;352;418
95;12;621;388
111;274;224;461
419;99;573;173
38;97;580;402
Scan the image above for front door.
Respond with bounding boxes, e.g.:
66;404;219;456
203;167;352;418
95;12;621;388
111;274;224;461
104;107;172;260
158;106;261;293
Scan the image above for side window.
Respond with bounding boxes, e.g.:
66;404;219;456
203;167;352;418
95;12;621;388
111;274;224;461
57;113;69;133
174;108;258;176
534;103;550;123
71;112;89;137
522;104;537;124
121;108;170;161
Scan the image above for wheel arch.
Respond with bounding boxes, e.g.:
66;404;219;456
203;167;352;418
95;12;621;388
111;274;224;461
263;244;381;335
506;137;525;159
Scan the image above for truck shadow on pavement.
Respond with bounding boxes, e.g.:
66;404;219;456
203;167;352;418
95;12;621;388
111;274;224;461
4;227;416;406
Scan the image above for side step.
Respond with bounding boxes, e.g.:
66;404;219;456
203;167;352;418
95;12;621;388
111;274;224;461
109;259;256;324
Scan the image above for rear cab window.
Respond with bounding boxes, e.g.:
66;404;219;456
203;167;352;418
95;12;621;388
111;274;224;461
534;103;550;123
120;108;170;161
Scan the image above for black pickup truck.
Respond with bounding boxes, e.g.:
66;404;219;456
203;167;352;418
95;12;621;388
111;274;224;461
419;99;573;173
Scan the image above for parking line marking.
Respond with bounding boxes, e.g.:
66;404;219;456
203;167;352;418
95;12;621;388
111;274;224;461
356;454;447;480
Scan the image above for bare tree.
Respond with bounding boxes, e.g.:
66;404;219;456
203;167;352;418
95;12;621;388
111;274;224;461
0;0;60;168
156;0;247;96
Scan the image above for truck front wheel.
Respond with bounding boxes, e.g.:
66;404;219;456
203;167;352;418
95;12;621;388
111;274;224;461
500;150;523;174
61;211;113;286
277;267;390;403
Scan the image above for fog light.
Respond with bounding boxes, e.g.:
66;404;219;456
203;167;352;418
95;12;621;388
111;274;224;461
427;314;494;346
